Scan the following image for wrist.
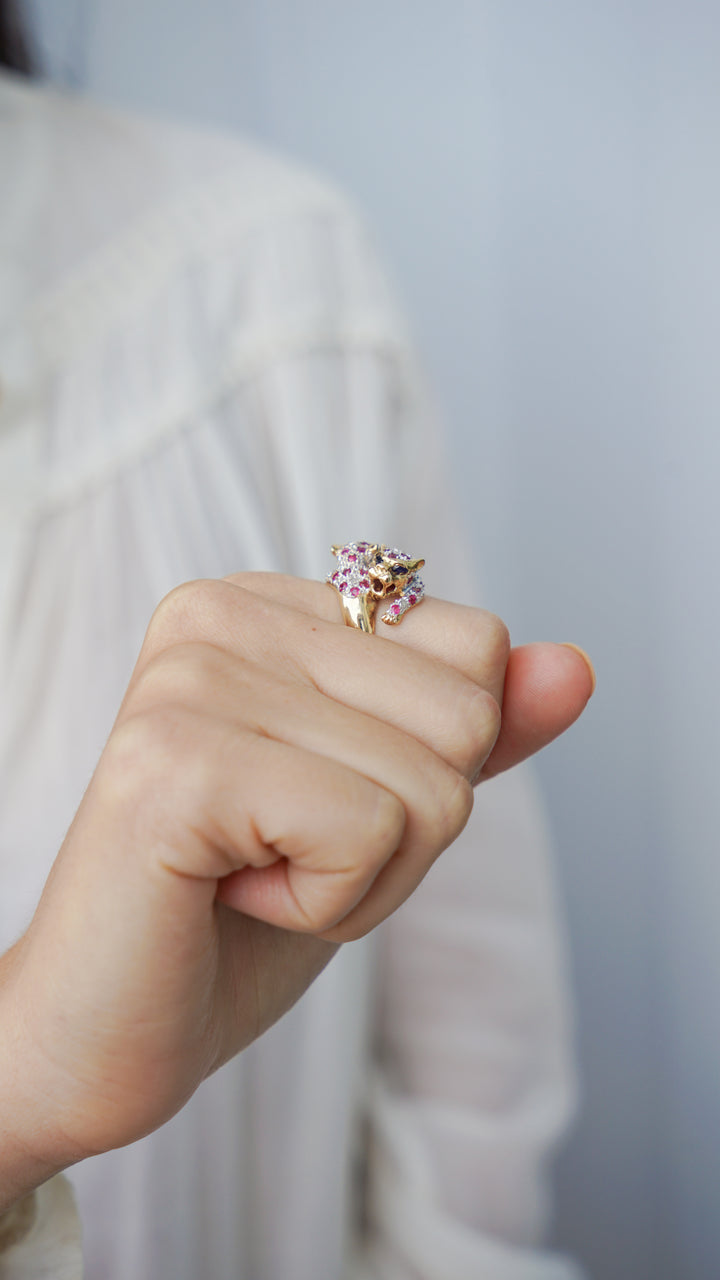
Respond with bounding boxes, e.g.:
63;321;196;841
0;945;73;1215
0;1126;67;1218
0;1058;70;1216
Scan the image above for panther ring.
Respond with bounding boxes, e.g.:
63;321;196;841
326;542;426;633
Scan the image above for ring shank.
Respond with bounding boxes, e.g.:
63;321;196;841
338;594;376;632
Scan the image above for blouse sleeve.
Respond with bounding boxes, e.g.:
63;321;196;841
0;1177;82;1279
5;165;584;1279
347;350;586;1280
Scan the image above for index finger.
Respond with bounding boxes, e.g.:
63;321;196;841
223;574;596;780
223;572;511;704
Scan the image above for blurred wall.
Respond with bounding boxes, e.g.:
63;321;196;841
27;3;720;1278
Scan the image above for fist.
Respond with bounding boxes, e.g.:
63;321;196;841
0;574;593;1188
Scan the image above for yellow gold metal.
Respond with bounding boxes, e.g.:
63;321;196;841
327;542;426;633
337;594;377;632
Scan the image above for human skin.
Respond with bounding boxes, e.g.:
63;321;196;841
0;573;594;1213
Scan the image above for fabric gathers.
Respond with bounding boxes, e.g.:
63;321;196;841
0;70;583;1280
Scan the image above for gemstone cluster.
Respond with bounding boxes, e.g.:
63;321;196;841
327;542;426;626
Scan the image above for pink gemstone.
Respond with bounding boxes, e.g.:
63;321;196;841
408;594;417;605
391;603;401;614
350;586;361;597
339;581;348;591
348;554;357;562
360;579;370;588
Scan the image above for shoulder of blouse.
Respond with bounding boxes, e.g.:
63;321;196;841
3;84;415;518
16;84;408;372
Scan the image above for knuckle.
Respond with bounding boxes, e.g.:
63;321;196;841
364;786;406;866
441;771;475;845
409;762;474;863
131;642;226;711
143;579;229;655
450;684;502;777
422;764;474;853
480;689;503;755
483;610;512;670
98;707;196;810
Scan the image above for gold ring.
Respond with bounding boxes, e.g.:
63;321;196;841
327;542;426;633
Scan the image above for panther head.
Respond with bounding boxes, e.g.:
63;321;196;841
330;543;425;600
363;545;425;600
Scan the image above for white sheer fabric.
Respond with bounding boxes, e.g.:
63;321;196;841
0;71;582;1280
0;1178;82;1279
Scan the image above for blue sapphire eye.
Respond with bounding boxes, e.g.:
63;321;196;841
391;564;408;576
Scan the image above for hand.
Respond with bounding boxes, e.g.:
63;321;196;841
0;574;593;1205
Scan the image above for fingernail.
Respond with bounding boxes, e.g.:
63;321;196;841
561;643;597;696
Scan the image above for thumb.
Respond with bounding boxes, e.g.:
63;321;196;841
478;642;596;780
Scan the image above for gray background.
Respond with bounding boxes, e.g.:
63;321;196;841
26;3;720;1277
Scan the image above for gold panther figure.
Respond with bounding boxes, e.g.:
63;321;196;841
327;542;426;633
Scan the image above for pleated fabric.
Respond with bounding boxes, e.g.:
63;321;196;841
0;72;582;1280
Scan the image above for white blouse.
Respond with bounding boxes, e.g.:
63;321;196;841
0;70;583;1280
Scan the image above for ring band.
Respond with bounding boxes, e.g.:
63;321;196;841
327;542;426;633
